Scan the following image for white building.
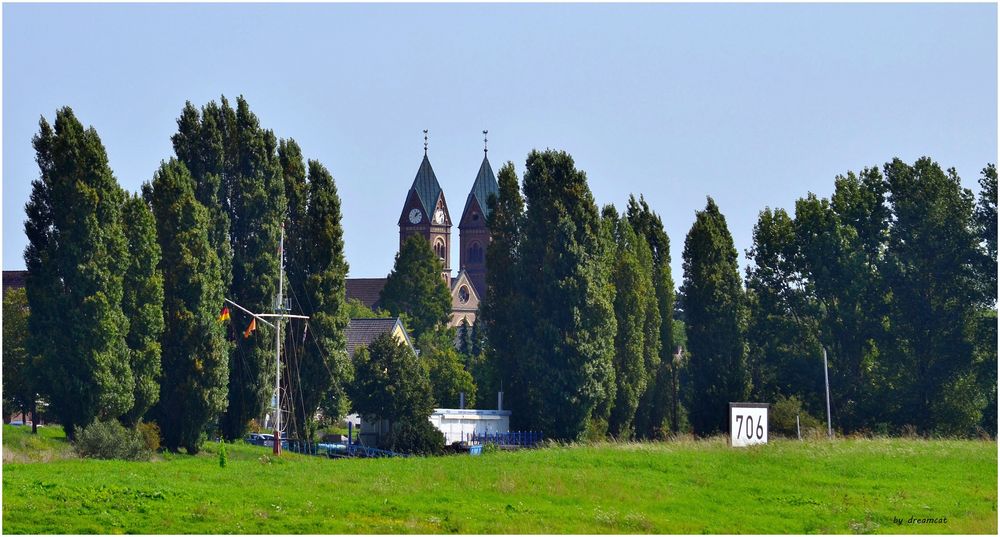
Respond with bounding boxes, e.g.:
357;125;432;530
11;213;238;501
429;408;511;445
359;408;511;446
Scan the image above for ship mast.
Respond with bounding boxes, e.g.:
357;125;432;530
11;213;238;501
273;224;286;455
225;223;308;456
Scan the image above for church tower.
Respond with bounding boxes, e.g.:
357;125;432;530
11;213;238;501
398;131;452;282
458;131;499;299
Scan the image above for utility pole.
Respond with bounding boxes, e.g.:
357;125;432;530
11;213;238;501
823;347;832;438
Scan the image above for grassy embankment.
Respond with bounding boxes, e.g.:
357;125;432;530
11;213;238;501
2;424;996;534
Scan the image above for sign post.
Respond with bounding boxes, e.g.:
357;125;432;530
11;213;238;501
729;403;769;447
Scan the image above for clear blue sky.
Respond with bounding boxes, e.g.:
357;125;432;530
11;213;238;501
4;3;997;283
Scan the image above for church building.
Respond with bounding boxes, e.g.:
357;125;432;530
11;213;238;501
346;133;499;328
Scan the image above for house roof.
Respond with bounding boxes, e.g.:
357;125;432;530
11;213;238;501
409;154;444;215
345;317;411;358
3;270;27;296
345;278;387;310
463;155;499;220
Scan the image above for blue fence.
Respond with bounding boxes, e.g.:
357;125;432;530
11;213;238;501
467;430;543;448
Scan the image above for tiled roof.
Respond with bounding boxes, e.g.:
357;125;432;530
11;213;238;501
345;278;387;310
345;317;410;358
410;154;444;215
463;155;499;220
3;270;27;296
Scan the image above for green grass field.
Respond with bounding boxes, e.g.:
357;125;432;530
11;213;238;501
2;424;996;534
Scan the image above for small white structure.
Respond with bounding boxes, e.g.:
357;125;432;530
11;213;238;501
429;408;511;445
358;409;511;446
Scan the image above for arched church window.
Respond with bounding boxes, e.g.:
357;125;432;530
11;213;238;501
434;238;446;261
469;242;483;263
459;286;470;304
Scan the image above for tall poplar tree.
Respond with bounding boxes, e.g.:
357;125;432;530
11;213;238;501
682;197;749;435
120;194;165;426
285;160;352;440
607;213;657;439
480;162;526;415
24;108;133;438
517;150;616;440
145;159;229;453
379;234;453;338
173;96;286;440
625;195;675;437
221;98;286;440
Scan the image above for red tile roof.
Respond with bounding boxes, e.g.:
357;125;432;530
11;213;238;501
345;278;387;310
3;270;27;297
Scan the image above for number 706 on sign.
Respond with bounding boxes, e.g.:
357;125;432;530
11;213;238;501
729;403;768;447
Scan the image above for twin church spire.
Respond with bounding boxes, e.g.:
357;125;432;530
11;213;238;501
398;130;499;299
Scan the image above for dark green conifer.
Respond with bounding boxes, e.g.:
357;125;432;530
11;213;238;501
682;197;749;435
24;108;133;438
145;159;229;453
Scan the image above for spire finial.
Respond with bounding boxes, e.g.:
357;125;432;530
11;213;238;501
483;130;489;155
423;129;429;155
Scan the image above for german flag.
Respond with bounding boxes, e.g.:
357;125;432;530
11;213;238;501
217;306;231;323
243;318;257;339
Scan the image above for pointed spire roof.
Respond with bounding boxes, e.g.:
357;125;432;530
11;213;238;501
464;155;499;219
410;154;444;215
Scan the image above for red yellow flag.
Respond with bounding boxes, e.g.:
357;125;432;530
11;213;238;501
244;318;257;339
218;306;231;322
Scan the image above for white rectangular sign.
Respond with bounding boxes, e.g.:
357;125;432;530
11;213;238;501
730;403;768;447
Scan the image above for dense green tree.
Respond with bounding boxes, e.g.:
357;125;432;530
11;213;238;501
744;208;823;414
517;150;616;440
171;101;233;295
417;329;477;409
119;194;165;427
972;165;997;436
974;163;997;305
607;214;658;439
3;288;37;431
145;159;229;453
625;195;675;437
882;158;982;435
682;197;749;435
379;234;452;339
24;108;133;439
793;168;889;431
348;332;435;423
279;139;309;307
345;298;390;319
173;96;287;441
285;160;352;441
480;162;528;418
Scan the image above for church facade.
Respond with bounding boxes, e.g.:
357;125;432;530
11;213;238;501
346;142;499;328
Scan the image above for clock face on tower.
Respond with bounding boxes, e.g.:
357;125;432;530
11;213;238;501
408;208;422;224
434;208;445;225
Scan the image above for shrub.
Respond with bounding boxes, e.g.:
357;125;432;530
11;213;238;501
248;419;262;434
73;420;151;461
770;396;822;438
219;442;227;468
385;419;444;455
137;421;161;452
